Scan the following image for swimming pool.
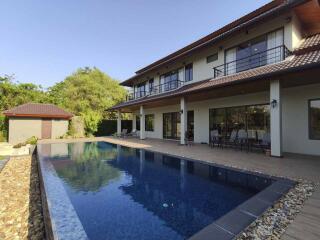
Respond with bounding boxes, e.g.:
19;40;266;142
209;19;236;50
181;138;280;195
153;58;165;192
37;141;294;240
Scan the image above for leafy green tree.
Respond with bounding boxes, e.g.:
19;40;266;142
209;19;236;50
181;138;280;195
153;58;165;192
55;142;120;192
0;75;48;111
48;67;127;134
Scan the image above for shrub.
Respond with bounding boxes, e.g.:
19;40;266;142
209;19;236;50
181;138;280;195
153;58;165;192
13;142;27;148
25;136;38;145
0;131;6;142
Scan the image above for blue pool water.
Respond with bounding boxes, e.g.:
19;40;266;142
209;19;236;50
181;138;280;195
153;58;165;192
40;141;272;240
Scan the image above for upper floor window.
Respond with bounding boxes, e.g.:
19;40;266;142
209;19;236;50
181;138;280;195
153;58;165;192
309;99;320;140
149;78;154;92
160;69;182;91
207;53;218;63
224;28;284;75
185;63;193;82
136;82;146;98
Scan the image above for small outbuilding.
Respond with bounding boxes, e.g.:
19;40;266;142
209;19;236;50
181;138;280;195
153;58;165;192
3;103;73;144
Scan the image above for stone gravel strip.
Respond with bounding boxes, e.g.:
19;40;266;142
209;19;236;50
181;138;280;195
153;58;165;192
236;181;315;240
0;155;45;240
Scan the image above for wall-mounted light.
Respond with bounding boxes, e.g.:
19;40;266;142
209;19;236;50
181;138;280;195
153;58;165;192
180;109;183;114
219;46;223;51
271;99;278;108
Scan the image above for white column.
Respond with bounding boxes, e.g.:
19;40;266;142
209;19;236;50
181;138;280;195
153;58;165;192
180;159;186;191
270;80;282;157
140;149;145;175
140;106;146;140
180;97;187;145
117;145;121;163
132;113;137;130
117;110;121;136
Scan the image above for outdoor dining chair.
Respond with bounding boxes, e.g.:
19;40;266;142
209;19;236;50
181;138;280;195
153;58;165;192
210;130;221;148
237;129;249;151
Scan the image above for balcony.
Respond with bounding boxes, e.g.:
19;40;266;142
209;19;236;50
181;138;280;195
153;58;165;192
213;45;291;78
126;80;184;101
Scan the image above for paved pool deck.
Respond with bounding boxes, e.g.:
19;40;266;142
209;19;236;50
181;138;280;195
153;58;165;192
38;137;320;240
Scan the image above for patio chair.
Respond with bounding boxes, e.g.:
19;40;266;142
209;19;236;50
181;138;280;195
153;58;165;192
252;132;270;152
128;129;138;137
260;132;271;150
256;130;266;141
117;129;128;138
210;130;221;148
224;130;238;148
237;129;249;152
247;130;257;140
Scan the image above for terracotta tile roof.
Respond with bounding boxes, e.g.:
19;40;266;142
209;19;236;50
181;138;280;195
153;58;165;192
111;35;320;110
121;0;309;86
3;103;73;119
294;34;320;55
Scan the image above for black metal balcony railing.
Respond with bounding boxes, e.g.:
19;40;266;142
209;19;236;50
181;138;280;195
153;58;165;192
213;45;291;78
126;80;184;101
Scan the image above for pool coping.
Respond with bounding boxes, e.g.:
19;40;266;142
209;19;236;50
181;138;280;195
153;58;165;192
36;141;296;240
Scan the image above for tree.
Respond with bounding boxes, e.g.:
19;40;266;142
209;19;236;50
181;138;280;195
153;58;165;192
0;75;48;112
48;67;127;135
0;75;49;140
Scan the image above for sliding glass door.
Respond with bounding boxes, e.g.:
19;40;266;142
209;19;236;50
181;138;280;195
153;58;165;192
163;112;181;139
209;104;270;138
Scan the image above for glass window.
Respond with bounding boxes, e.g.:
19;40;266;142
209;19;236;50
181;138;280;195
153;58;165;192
209;108;227;136
247;105;270;131
149;79;154;93
309;99;320;140
137;83;146;98
185;63;193;82
209;104;270;138
226;106;246;135
136;115;140;131
207;53;218;63
163;71;178;91
145;114;154;131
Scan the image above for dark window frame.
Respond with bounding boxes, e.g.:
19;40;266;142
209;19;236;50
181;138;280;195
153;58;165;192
136;115;140;131
209;103;270;139
309;98;320;140
206;53;218;63
185;63;193;82
149;78;154;92
145;114;155;132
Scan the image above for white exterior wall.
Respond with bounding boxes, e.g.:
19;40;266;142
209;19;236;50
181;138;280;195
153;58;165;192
282;83;320;156
51;119;69;139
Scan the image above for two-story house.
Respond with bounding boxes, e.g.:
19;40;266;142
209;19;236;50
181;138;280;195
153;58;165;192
111;0;320;157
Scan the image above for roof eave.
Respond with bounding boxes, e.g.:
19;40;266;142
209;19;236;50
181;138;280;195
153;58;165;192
3;113;73;119
111;60;320;110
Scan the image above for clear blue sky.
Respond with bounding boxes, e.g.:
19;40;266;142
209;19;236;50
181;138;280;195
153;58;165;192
0;0;269;88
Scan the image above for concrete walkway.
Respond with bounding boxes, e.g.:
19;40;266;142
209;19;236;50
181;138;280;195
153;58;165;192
38;137;320;239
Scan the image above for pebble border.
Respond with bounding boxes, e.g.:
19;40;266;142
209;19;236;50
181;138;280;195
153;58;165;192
236;181;316;240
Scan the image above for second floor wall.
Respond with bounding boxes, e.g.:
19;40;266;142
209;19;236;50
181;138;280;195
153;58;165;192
128;11;303;100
